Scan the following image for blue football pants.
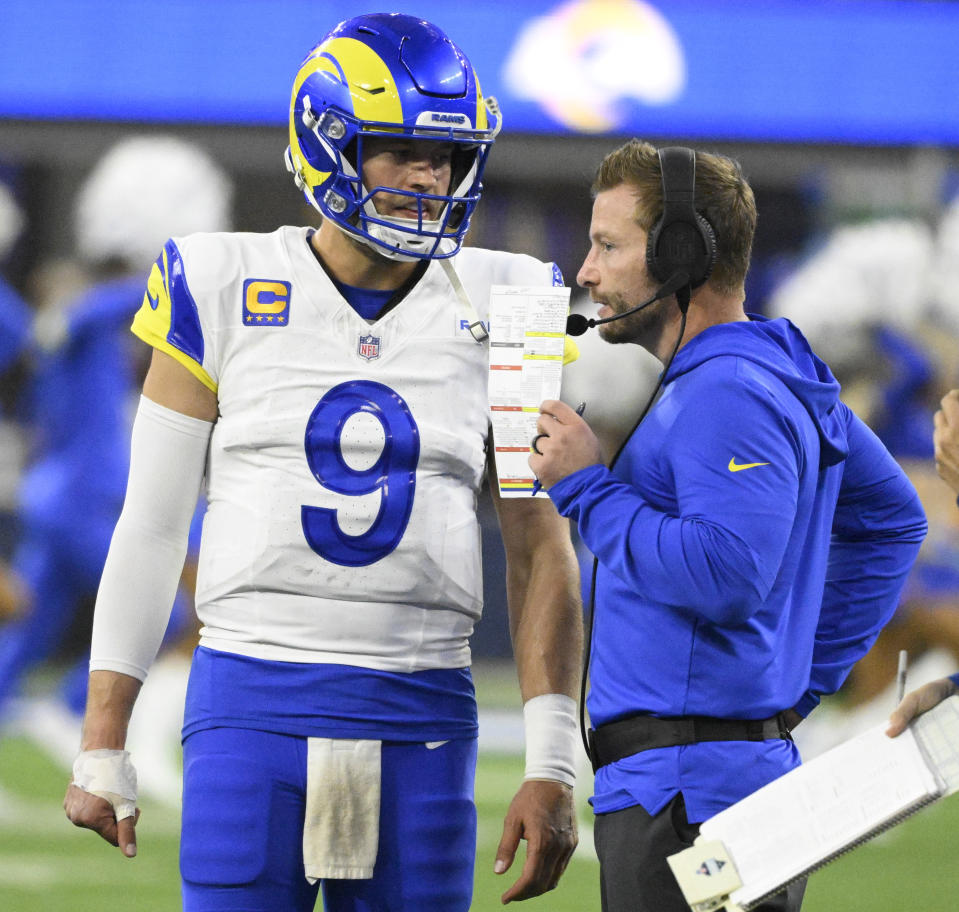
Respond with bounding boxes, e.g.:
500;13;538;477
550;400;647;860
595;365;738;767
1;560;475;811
180;726;478;912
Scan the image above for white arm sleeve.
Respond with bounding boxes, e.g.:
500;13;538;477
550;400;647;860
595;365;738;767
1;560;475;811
89;395;212;681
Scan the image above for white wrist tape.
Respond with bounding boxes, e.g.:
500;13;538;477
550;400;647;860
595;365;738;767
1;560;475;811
90;395;212;681
523;693;577;787
72;749;139;820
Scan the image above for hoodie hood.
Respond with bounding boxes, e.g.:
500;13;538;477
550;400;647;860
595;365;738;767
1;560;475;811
665;314;848;468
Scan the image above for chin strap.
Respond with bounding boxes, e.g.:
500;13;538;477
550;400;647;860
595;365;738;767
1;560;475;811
440;257;488;342
363;218;442;262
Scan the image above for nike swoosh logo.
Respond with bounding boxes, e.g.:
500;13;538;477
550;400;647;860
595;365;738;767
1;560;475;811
728;458;770;472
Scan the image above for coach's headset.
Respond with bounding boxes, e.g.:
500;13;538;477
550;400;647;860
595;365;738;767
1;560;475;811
567;145;717;336
646;146;717;305
575;147;719;764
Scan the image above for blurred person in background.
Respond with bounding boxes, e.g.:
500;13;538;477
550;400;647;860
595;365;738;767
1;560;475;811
0;135;232;803
528;139;927;912
64;13;582;912
0;177;30;377
0;178;32;622
769;202;959;753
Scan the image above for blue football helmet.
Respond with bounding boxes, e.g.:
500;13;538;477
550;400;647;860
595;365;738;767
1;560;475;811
285;13;501;261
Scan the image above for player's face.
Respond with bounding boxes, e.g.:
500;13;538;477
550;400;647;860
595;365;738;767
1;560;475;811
361;136;454;223
577;183;665;345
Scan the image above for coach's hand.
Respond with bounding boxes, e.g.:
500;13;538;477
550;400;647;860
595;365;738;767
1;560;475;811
529;399;603;492
64;782;140;858
495;778;577;904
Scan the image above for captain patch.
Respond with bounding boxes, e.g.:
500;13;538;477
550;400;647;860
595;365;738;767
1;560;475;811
243;279;291;326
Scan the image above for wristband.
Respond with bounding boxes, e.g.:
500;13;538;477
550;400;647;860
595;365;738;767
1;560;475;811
72;749;138;821
523;693;577;787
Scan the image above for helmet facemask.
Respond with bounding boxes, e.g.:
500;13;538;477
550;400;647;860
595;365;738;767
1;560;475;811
344;122;492;261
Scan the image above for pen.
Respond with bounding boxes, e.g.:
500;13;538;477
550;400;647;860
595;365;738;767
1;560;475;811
896;649;908;705
531;402;586;497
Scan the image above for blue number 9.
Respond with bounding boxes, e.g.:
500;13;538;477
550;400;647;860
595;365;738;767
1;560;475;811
301;380;420;567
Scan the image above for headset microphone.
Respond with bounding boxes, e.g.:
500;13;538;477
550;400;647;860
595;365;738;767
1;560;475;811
565;271;690;337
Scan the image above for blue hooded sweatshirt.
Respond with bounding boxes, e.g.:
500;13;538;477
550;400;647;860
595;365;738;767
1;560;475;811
549;316;927;821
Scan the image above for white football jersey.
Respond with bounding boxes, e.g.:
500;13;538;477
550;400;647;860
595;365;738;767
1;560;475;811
132;226;558;671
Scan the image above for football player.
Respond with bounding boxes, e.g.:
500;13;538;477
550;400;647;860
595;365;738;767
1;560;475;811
0;137;228;795
64;13;582;911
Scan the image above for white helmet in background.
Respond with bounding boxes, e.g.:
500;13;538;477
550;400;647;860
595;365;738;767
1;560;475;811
929;193;959;335
767;219;935;372
74;135;233;272
0;181;25;262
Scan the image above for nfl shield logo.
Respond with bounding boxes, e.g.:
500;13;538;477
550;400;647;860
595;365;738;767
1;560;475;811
358;333;381;361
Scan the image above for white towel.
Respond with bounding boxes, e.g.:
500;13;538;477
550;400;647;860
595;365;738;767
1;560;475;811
303;737;381;882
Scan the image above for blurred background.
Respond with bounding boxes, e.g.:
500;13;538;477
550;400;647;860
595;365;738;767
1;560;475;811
1;1;959;909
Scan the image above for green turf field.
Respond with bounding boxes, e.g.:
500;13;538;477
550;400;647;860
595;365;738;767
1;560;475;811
2;664;959;910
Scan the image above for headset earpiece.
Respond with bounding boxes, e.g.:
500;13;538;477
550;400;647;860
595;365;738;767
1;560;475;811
645;147;717;289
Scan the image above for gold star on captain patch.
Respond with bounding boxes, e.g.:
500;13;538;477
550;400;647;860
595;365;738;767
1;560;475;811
278;315;286;323
266;315;274;322
245;315;252;323
256;315;264;322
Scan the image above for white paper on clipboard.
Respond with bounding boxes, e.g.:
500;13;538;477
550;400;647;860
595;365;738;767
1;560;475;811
488;284;571;497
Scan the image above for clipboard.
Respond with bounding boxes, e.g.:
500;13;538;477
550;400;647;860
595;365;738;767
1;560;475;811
667;696;959;911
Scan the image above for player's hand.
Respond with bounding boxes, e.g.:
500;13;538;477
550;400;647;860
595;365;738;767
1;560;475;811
494;778;577;904
934;390;959;495
63;783;140;857
886;677;958;737
529;399;603;491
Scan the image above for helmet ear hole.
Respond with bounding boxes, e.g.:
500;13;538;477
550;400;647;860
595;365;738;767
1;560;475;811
447;201;468;231
449;145;479;195
343;137;359;174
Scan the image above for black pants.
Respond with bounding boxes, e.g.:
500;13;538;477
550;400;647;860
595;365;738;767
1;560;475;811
594;793;806;912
